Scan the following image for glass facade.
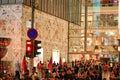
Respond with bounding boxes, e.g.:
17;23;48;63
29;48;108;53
88;0;118;6
23;0;119;61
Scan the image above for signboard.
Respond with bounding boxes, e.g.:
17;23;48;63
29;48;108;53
27;28;38;40
34;48;43;67
52;49;60;64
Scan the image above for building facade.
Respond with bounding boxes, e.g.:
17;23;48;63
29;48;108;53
0;0;119;73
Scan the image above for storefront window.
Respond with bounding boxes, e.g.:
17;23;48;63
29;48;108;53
99;14;118;27
88;0;118;7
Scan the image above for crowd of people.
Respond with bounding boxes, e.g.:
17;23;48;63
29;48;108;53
0;59;120;80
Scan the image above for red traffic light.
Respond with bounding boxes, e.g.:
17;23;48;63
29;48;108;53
26;41;33;53
26;46;32;52
26;40;34;58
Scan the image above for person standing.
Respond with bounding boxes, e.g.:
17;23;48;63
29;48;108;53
24;70;32;80
103;63;109;80
13;70;20;80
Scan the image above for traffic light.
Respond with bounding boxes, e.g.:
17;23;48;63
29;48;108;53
34;40;41;57
26;40;34;58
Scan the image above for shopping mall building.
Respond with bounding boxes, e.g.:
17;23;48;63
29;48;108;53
0;0;120;72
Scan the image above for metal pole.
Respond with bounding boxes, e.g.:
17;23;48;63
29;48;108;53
79;0;82;26
84;0;88;54
67;0;70;63
29;0;35;73
31;0;35;28
68;22;70;63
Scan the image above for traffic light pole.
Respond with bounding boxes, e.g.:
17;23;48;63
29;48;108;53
31;0;35;28
29;0;35;73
